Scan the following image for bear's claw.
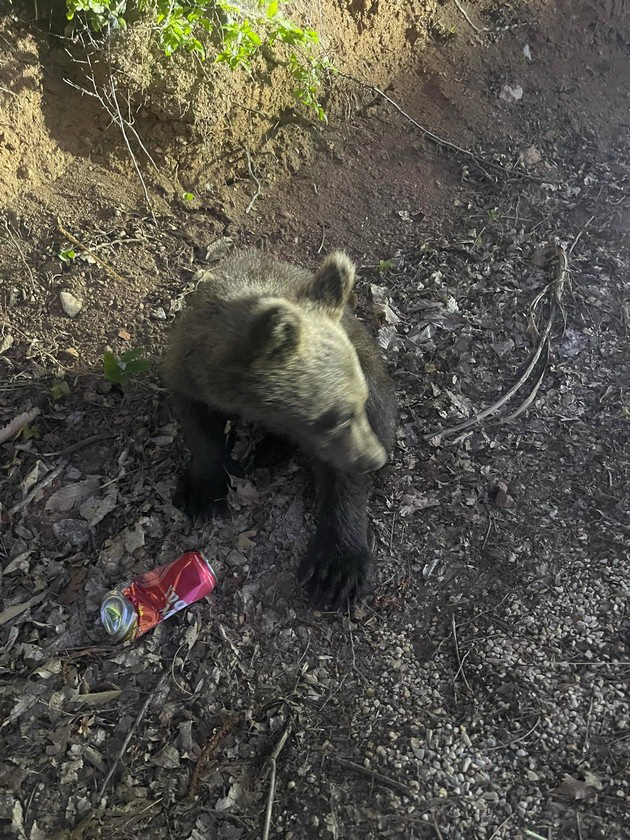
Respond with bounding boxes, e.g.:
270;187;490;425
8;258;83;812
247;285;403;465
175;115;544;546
299;529;373;609
173;472;230;521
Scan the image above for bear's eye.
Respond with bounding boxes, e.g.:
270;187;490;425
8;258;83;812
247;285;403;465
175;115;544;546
314;409;353;432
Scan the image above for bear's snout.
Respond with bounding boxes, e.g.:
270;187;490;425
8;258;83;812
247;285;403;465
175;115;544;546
352;446;387;473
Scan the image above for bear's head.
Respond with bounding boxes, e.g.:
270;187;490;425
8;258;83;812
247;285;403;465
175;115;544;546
221;252;388;474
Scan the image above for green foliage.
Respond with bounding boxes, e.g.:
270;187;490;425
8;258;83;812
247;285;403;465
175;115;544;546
378;259;393;274
59;248;77;262
429;19;457;42
19;424;40;441
103;347;151;385
182;191;195;201
51;380;71;400
65;0;330;120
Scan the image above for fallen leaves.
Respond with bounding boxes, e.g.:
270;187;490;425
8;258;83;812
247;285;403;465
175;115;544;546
554;772;602;803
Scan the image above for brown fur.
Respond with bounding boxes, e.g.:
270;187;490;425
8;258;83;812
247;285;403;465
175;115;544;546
163;248;397;607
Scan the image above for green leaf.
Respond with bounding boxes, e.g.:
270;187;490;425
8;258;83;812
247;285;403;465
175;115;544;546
182;192;195;201
20;424;39;441
51;380;71;401
103;350;126;385
125;357;152;375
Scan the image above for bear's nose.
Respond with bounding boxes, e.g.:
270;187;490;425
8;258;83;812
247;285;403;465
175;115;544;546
353;445;387;474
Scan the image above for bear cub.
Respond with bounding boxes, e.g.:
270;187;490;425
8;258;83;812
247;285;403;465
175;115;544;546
163;248;397;608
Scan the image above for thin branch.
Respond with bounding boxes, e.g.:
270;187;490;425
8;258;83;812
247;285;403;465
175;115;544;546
43;433;116;458
337;71;545;183
568;214;595;256
1;217;35;284
498;343;549;424
451;614;473;695
108;76;156;223
453;0;486;42
244;147;262;214
432;813;445;840
9;433;116;515
97;672;168;803
56;218;129;286
489;814;514;840
330;755;413;797
261;721;292;840
425;244;569;441
485;715;542;751
9;461;66;516
188;713;243;799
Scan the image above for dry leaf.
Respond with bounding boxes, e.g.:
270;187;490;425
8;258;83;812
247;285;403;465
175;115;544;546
70;690;122;708
554;774;599;803
0;592;47;626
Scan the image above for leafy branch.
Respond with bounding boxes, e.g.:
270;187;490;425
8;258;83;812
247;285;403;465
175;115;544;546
66;0;331;119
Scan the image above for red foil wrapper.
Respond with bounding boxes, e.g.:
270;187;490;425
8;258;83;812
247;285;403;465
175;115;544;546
102;551;218;641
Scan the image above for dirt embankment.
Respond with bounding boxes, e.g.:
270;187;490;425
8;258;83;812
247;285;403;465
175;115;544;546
0;2;629;839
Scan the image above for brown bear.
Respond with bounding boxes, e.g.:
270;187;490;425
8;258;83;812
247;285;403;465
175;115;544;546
162;248;397;608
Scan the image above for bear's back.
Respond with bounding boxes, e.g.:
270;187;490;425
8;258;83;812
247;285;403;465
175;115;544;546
194;248;314;305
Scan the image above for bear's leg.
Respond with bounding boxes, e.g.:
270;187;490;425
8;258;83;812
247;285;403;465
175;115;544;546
171;392;235;519
298;463;373;608
246;433;295;472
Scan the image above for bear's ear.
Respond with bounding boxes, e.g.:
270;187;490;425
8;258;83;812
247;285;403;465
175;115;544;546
310;251;356;320
247;301;302;363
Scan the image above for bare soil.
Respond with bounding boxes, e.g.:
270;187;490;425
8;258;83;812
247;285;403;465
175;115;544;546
1;2;629;839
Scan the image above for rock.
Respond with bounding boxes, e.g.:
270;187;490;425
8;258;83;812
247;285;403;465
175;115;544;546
522;145;542;166
499;84;523;103
60;291;83;318
52;518;90;547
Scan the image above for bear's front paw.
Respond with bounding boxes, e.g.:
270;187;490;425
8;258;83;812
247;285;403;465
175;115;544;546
173;471;230;521
298;527;372;609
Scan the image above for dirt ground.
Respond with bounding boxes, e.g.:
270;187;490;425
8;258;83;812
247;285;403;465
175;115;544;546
1;1;629;839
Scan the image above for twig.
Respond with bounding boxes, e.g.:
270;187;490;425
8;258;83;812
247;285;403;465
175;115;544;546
57;218;129;286
337;71;543;183
425;244;568;441
452;0;485;43
0;407;41;445
64;32;158;220
317;224;326;254
432;813;445;840
9;433;116;515
498;343;549;424
576;812;584;840
489;814;514;839
486;715;542;751
482;514;493;549
451;614;473;695
188;713;243;799
582;694;595;756
43;432;115;458
261;721;293;840
568;214;595;256
97;671;168;803
108;76;156;223
244;148;262;214
1;217;35;284
330;755;413;797
9;461;66;516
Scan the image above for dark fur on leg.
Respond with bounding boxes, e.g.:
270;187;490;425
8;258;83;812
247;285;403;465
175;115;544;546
299;319;397;609
299;463;373;609
245;433;295;473
171;394;237;520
